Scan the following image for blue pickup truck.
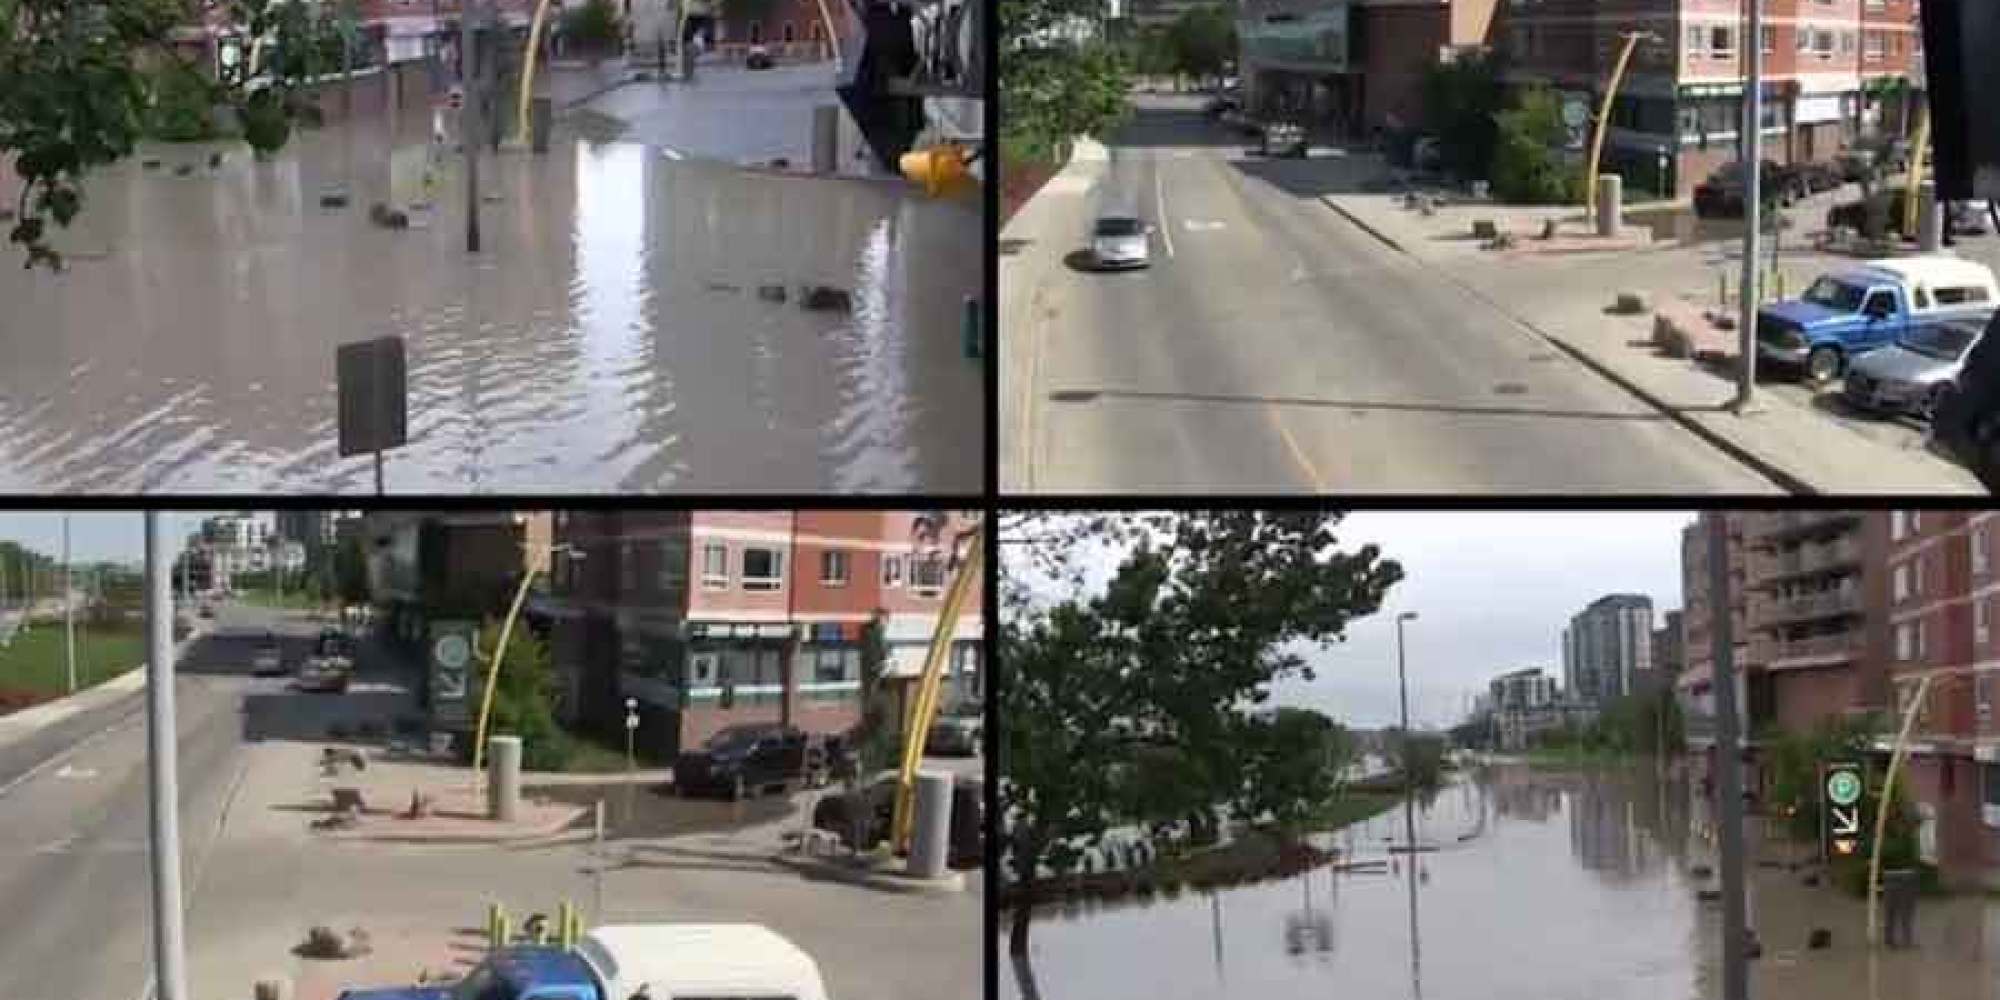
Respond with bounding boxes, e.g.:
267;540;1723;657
1755;257;2000;383
337;924;830;1000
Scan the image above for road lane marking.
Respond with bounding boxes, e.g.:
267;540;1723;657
1269;410;1327;490
1154;166;1176;258
1182;220;1224;232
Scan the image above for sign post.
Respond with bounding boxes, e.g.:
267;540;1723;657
624;697;639;827
336;336;409;496
1823;761;1865;860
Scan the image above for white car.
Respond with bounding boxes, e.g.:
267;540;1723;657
1092;216;1152;270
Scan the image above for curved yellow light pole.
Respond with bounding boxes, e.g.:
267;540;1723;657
517;0;560;145
1866;673;1932;948
811;0;842;66
1901;102;1931;240
1585;31;1650;219
470;563;543;781
890;523;983;853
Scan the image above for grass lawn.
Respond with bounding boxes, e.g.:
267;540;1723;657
1307;790;1402;832
0;621;146;707
236;589;329;611
1523;746;1642;767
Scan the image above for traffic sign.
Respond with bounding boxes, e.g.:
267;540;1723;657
1828;769;1863;807
1822;761;1865;860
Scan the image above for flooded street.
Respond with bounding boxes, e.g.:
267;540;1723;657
1008;763;2000;1000
0;102;981;493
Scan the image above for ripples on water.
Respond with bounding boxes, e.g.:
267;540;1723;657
0;115;981;493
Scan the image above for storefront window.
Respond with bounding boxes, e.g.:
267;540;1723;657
655;537;687;593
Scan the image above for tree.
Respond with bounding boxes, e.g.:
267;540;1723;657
1;0;324;269
1000;0;1132;163
334;534;369;606
475;618;569;771
1421;51;1504;180
560;0;622;51
1166;5;1233;88
1236;707;1354;832
1491;84;1582;205
999;512;1403;956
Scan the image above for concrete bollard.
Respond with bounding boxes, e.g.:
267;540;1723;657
530;97;553;154
253;977;292;1000
905;770;954;879
812;105;840;175
1919;180;1943;251
489;735;522;822
1596;174;1623;238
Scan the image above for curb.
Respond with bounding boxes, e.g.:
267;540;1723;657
320;816;588;849
555;72;641;111
770;852;970;895
1312;197;1813;494
1319;196;1406;255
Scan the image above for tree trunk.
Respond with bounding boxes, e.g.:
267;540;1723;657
1009;900;1033;956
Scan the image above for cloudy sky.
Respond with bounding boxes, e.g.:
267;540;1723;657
0;512;240;565
1008;510;1696;732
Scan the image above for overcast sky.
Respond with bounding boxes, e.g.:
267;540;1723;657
0;512;242;565
1008;510;1696;732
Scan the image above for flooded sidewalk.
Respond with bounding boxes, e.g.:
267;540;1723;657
0;108;982;493
1007;763;2000;1000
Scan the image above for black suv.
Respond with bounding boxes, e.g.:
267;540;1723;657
673;723;813;800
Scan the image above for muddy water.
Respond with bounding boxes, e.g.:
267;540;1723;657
0;111;981;493
1008;763;2000;1000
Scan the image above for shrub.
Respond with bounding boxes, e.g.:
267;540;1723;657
148;65;217;142
1492;85;1582;205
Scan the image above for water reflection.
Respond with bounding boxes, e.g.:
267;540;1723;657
0;113;982;493
1005;762;2000;1000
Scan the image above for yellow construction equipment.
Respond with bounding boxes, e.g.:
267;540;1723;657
899;143;978;198
890;520;983;853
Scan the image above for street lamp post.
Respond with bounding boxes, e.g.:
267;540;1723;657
469;542;584;783
1395;610;1419;852
1733;0;1766;412
63;514;75;694
1585;32;1660;220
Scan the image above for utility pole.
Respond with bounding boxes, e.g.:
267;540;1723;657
1396;611;1420;854
64;514;75;694
144;514;188;1000
1733;0;1765;412
462;0;482;253
1707;513;1749;1000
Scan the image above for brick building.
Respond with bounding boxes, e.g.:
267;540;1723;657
1238;0;1500;138
541;511;982;760
1495;0;1925;197
715;0;834;56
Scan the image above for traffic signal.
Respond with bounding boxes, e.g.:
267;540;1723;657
899;143;975;197
837;0;926;172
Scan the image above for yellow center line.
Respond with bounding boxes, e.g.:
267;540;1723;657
1268;407;1327;491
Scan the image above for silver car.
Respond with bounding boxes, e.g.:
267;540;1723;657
1091;216;1151;270
1842;317;1990;419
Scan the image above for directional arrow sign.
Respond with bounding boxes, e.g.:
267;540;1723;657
1832;805;1860;835
1822;761;1865;861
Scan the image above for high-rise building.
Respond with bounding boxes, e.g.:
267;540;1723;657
1651;608;1685;689
1563;594;1654;706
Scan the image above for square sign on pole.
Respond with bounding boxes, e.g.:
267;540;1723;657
336;336;408;494
1823;761;1865;860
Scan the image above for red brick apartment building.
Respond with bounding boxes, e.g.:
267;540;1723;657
1496;0;1925;195
540;511;983;759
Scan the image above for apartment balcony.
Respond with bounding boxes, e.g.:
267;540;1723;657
1745;510;1864;546
1754;631;1865;670
1748;535;1865;584
1750;588;1863;629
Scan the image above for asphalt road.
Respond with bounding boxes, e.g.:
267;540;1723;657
1017;94;1782;493
0;604;319;1000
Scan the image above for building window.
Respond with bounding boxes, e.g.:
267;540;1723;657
810;646;860;684
1686;25;1703;54
1895;563;1911;602
702;542;728;589
912;553;947;596
690;651;719;687
1893;510;1911;540
1797;27;1810;52
620;542;638;593
1762;25;1775;54
1865;31;1885;61
1710;25;1734;56
1897;622;1916;661
1979;598;1992;646
953;641;981;699
656;538;687;594
1976;524;1990;576
742;547;784;591
1814;29;1834;57
882;553;905;588
782;22;795;42
1983;765;2000;824
821;549;850;586
1980;673;1995;728
1840;31;1856;55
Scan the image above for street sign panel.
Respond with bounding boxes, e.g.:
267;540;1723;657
336;336;408;457
1822;761;1865;860
429;620;478;728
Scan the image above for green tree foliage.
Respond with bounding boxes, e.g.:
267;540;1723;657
1236;707;1355;832
1386;727;1446;790
1166;5;1233;86
475;619;569;771
145;60;218;141
1420;51;1504;180
1000;0;1131;162
998;511;1403;956
561;0;623;50
1;0;330;268
1763;712;1931;893
1492;84;1583;205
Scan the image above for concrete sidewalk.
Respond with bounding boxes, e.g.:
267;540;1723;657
294;755;589;846
1000;136;1109;492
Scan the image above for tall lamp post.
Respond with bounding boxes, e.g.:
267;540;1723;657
1394;610;1422;1000
1584;31;1662;220
470;541;585;783
1732;0;1766;412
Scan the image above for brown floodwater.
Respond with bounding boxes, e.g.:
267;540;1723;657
0;110;982;493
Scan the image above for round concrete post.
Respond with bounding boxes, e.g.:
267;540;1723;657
1596;174;1623;238
1919;180;1943;251
812;105;840;175
489;734;522;822
906;770;953;879
530;97;553;154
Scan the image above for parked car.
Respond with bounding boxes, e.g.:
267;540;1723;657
251;638;285;677
1952;200;1993;236
1755;256;2000;382
1260;121;1307;158
1089;215;1152;270
810;771;985;867
1694;160;1789;217
745;44;773;69
673;722;813;800
1203;95;1239;120
1843;316;1992;420
1828;187;1910;239
926;703;982;756
1788;160;1845;195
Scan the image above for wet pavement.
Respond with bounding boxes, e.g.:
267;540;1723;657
1007;762;2000;1000
0;97;982;493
